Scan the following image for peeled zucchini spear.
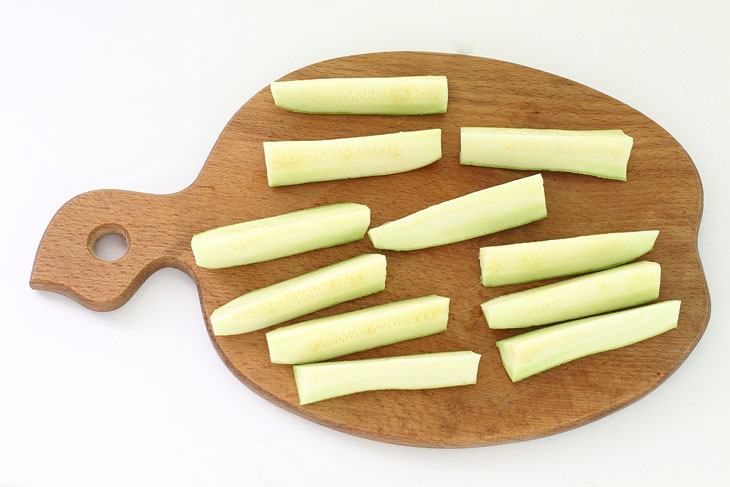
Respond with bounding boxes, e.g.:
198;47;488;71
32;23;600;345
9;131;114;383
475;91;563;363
264;129;442;187
368;174;547;250
191;203;370;269
211;254;387;336
461;127;633;180
479;230;659;287
266;295;449;364
271;76;448;115
482;261;661;329
496;300;681;382
294;351;481;405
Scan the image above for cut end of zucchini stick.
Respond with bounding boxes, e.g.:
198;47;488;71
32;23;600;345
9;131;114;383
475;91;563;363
191;203;370;269
368;174;547;251
480;230;660;287
460;127;633;181
210;254;387;336
263;129;442;187
271;76;448;115
266;295;450;364
496;300;681;382
294;351;481;405
482;261;661;329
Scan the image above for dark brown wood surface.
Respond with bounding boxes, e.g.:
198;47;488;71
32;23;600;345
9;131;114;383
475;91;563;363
30;52;709;447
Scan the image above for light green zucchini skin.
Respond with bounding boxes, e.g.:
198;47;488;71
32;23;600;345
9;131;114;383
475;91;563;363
271;76;448;115
294;351;481;405
496;300;681;382
264;129;442;187
480;230;659;287
460;127;633;180
368;174;547;251
266;295;449;364
211;254;387;336
482;261;661;329
191;203;370;269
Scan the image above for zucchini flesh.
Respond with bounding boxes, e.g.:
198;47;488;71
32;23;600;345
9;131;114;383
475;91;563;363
496;300;681;382
266;295;449;364
480;230;659;287
461;128;633;181
294;351;481;405
191;203;370;269
211;254;387;336
270;76;448;115
482;261;661;329
368;174;546;251
264;129;442;187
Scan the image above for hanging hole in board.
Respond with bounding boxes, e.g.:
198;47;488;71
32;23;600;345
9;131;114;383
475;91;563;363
87;224;130;262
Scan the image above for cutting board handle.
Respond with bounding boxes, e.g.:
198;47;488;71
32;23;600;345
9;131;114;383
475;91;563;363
30;189;192;311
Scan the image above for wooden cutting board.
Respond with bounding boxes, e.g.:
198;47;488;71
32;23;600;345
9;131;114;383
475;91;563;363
30;52;710;447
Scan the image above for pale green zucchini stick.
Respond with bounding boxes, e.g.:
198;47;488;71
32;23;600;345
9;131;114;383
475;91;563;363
264;129;441;187
271;76;448;115
479;230;659;287
461;127;633;180
368;174;547;251
266;295;449;364
211;254;387;336
482;261;661;329
191;203;370;269
496;300;681;382
294;351;481;405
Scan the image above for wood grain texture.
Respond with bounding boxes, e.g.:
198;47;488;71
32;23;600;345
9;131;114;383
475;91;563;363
30;52;710;447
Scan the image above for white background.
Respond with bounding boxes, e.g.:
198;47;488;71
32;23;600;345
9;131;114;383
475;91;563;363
2;1;728;485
